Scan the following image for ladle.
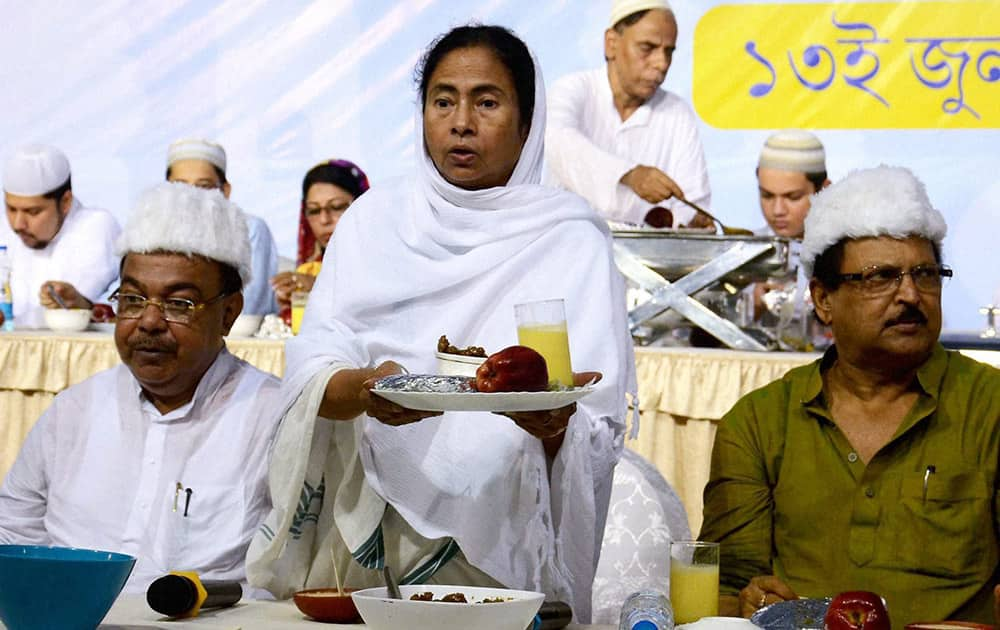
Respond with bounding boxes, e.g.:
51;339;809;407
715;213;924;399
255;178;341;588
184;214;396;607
676;197;755;236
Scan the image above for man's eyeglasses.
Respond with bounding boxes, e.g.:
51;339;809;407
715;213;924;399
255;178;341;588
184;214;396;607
835;264;953;296
109;290;230;324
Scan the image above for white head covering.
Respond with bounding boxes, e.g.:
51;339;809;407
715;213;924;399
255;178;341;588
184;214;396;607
249;39;635;623
166;138;227;173
3;144;71;196
117;182;252;286
758;129;826;174
801;166;947;277
610;0;672;27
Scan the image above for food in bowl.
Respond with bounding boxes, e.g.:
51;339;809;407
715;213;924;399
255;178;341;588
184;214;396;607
437;335;487;357
293;588;360;623
44;308;94;332
0;545;135;630
352;584;544;630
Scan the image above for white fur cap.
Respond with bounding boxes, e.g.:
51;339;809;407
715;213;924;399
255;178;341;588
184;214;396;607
3;144;71;196
117;182;252;286
801;166;947;277
167;137;227;172
610;0;672;27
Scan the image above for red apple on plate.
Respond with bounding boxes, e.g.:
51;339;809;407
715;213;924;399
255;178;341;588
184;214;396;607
475;346;549;393
825;591;890;630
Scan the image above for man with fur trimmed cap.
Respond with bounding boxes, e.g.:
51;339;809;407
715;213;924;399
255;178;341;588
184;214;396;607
166;137;279;315
1;144;120;328
0;182;281;593
700;166;1000;622
545;0;712;228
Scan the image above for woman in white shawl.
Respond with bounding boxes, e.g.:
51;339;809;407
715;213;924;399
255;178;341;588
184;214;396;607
247;25;635;623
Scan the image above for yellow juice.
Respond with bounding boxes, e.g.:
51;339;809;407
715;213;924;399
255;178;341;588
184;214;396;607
291;304;305;335
670;561;719;623
517;323;573;388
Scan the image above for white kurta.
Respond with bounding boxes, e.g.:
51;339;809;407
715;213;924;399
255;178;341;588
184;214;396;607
546;67;711;226
0;349;281;593
0;198;120;328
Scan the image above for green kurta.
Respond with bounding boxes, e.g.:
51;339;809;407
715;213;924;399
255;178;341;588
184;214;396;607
700;344;1000;625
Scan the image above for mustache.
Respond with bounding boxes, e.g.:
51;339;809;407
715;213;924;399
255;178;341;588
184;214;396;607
127;334;177;353
886;306;928;327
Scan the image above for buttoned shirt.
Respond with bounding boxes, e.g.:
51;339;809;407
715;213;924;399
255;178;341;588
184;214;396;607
701;345;1000;624
0;349;281;593
546;68;711;226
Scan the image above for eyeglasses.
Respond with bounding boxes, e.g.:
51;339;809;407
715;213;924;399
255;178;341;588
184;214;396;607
835;264;953;296
109;290;230;324
304;202;350;217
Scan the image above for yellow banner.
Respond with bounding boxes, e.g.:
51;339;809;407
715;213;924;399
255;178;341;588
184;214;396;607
693;2;1000;128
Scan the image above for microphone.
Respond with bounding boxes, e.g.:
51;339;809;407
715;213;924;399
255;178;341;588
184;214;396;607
146;571;242;618
529;601;573;630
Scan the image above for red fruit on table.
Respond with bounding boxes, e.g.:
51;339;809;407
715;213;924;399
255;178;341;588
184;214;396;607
91;303;115;323
475;345;549;393
825;591;890;630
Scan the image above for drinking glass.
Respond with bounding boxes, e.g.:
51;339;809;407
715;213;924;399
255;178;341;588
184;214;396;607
291;290;309;335
669;540;719;623
513;298;573;388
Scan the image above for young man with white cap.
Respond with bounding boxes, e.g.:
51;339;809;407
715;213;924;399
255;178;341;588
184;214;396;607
1;144;120;328
166;137;279;315
756;129;829;239
545;0;712;228
0;182;281;593
700;166;1000;623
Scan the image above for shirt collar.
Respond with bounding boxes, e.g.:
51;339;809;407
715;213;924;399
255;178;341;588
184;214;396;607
600;68;658;129
133;347;236;423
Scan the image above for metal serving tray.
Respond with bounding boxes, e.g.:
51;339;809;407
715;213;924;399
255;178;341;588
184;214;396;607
612;229;792;287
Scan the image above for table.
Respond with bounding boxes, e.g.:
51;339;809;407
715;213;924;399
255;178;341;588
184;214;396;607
2;595;614;629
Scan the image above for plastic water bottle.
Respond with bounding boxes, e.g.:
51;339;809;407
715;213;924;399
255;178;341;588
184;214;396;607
0;245;13;331
619;590;674;630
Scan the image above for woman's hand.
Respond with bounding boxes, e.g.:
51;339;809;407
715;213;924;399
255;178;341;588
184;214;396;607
271;272;316;309
38;281;91;309
738;575;798;617
498;372;601;456
361;361;442;426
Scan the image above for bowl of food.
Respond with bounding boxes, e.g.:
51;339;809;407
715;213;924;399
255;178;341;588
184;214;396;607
0;545;135;630
293;588;360;623
44;308;94;332
436;335;487;377
352;584;544;630
226;313;264;338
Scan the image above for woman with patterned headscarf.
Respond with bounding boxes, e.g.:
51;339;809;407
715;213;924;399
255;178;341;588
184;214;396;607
271;159;369;310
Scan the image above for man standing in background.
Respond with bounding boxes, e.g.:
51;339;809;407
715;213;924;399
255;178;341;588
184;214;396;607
546;0;711;228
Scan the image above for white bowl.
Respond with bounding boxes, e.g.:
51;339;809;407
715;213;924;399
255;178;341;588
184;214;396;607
43;308;92;332
352;584;544;630
436;351;486;377
226;314;264;337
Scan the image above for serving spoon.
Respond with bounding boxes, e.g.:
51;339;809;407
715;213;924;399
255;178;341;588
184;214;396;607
676;197;755;236
382;564;402;600
46;283;70;309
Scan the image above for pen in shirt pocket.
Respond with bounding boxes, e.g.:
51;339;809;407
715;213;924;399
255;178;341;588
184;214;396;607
173;483;193;517
922;464;936;504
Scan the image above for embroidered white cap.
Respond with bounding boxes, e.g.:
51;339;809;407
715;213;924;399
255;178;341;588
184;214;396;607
801;166;947;277
3;144;71;196
166;138;227;173
758;130;826;174
610;0;672;28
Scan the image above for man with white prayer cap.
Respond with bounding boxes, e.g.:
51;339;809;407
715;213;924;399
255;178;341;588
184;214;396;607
756;129;829;239
1;144;121;328
545;0;713;228
166;137;279;315
700;166;1000;623
0;182;281;593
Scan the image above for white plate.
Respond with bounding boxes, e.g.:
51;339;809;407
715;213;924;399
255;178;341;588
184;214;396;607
371;385;594;412
352;584;543;630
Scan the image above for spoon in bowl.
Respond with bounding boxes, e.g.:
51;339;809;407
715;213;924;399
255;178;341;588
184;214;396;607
46;283;70;309
382;565;402;600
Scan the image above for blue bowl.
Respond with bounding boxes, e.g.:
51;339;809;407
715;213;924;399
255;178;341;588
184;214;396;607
0;545;135;630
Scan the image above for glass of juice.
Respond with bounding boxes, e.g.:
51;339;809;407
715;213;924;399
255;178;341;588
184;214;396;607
514;298;573;388
669;540;719;623
290;290;309;335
